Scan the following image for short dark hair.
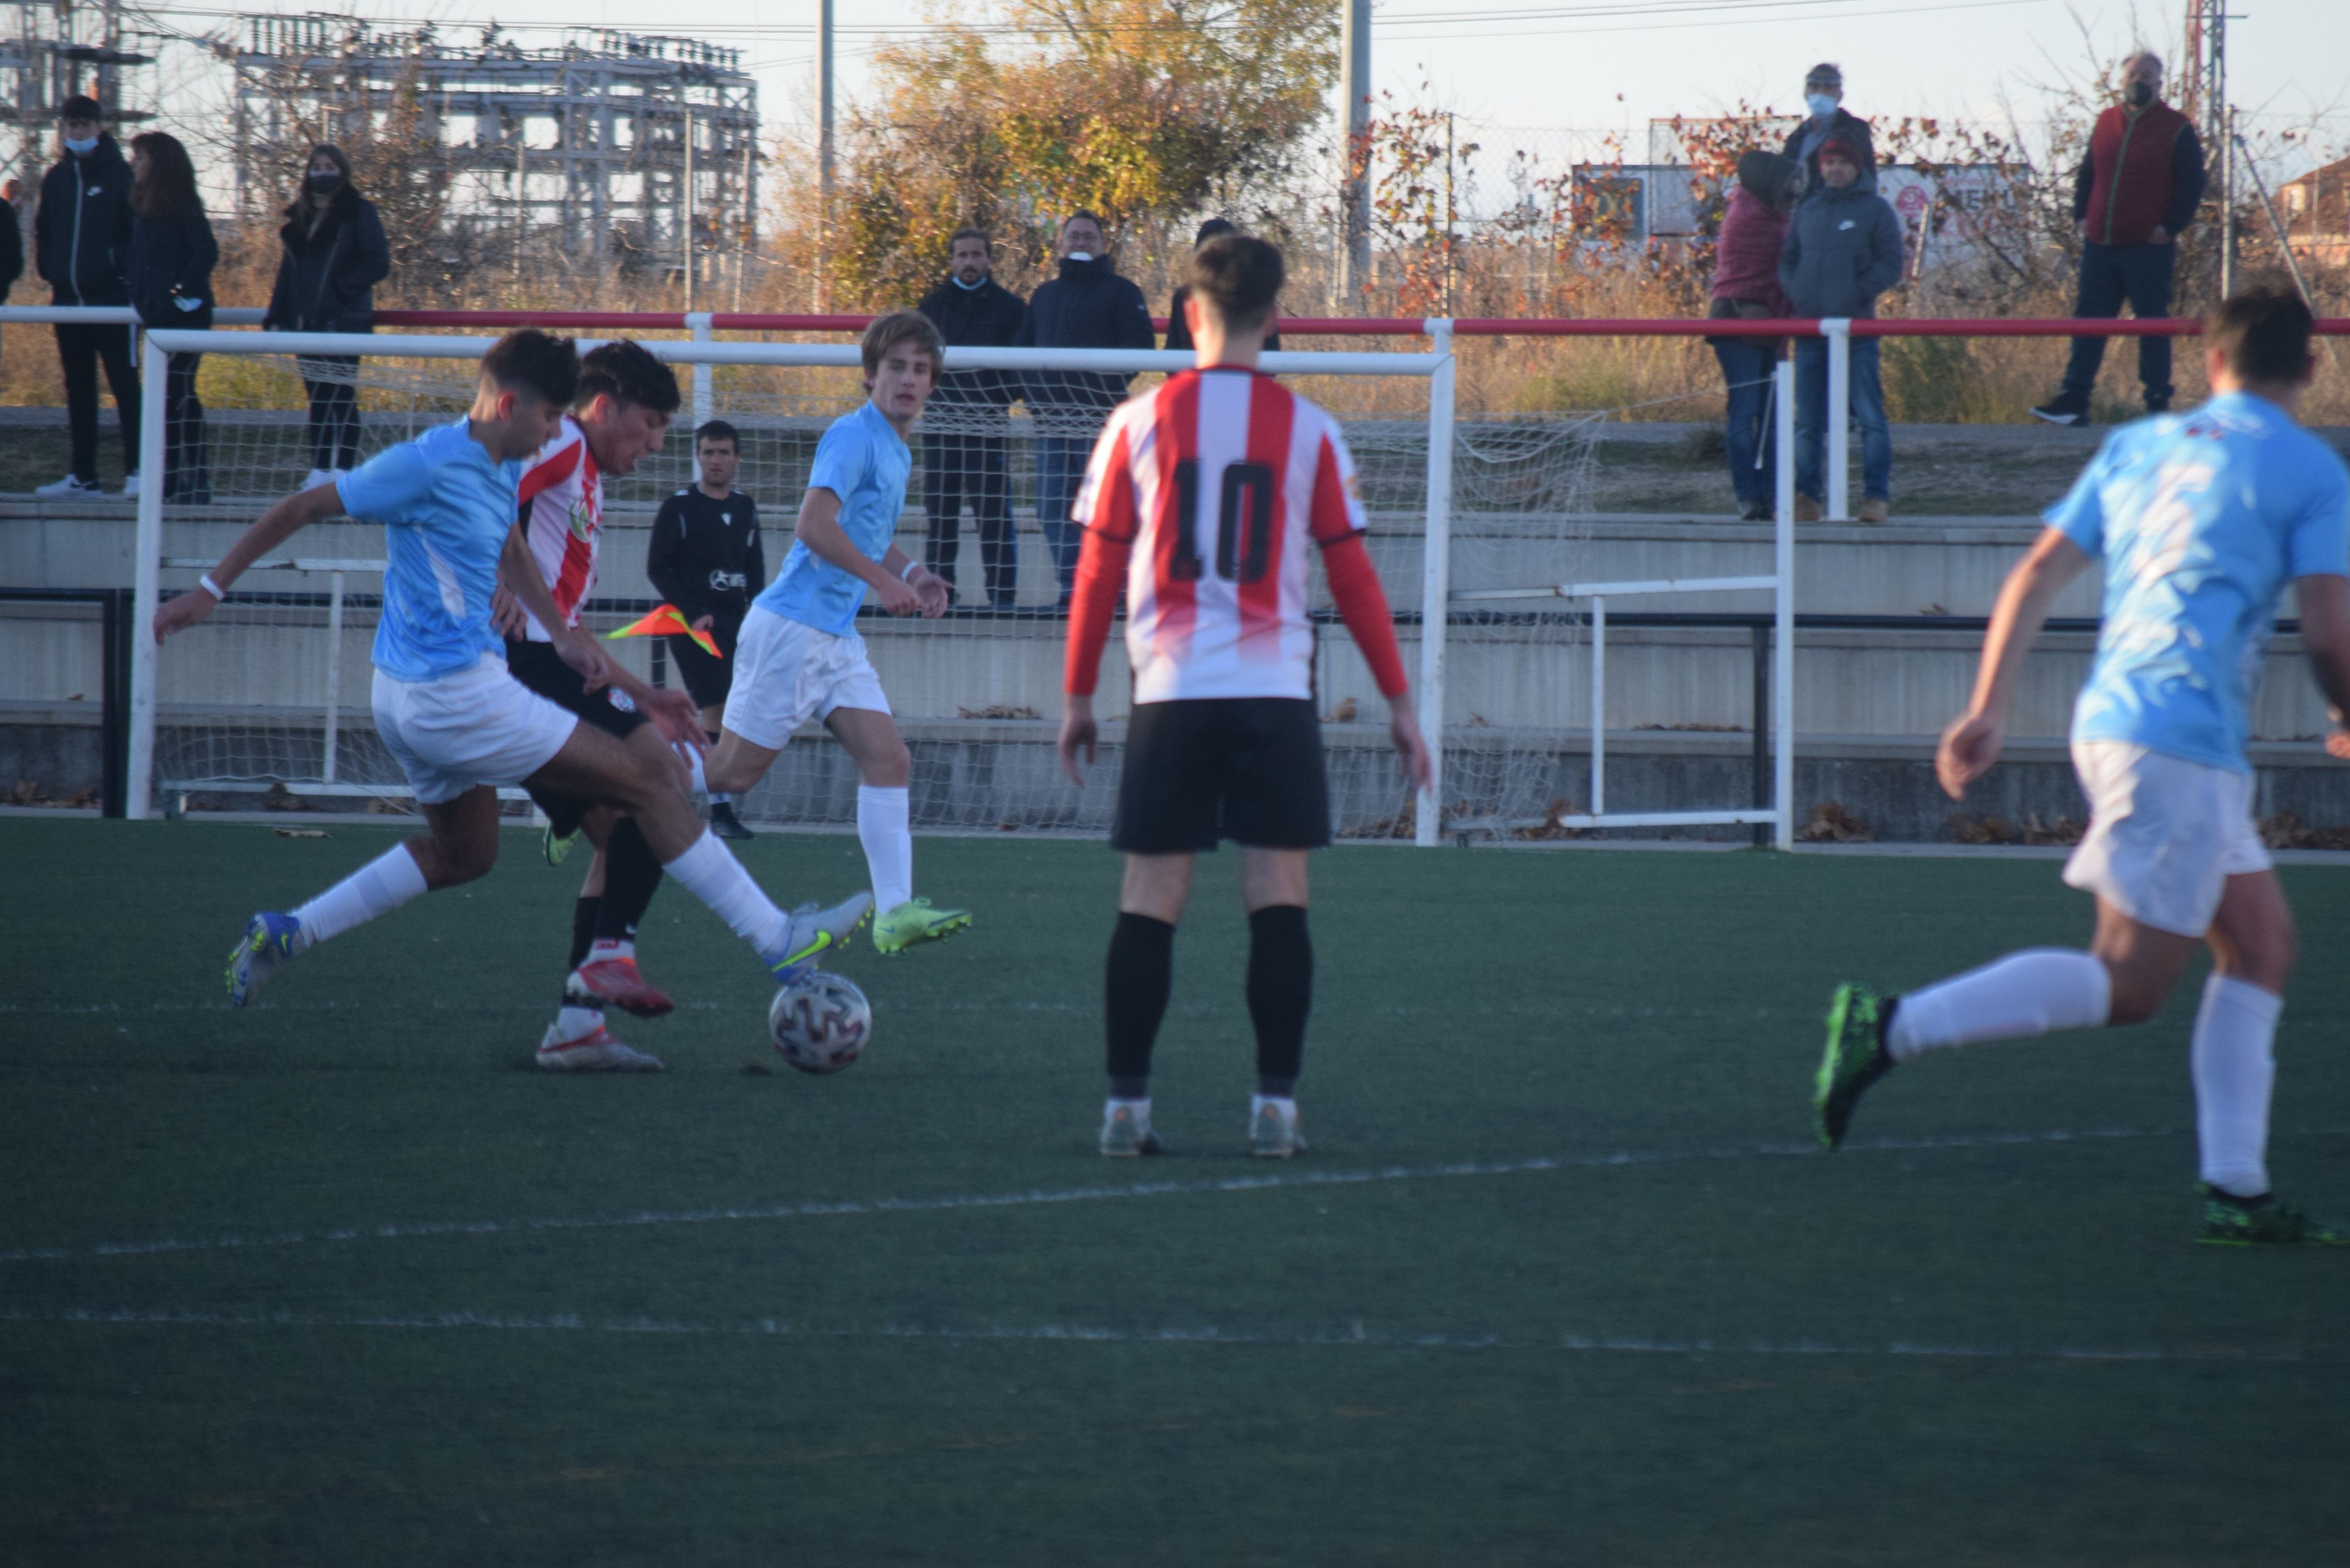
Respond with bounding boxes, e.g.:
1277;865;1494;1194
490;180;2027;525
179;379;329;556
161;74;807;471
480;329;580;408
2206;279;2315;383
1063;209;1104;233
1185;235;1284;334
695;419;741;451
1193;217;1237;248
577;339;681;417
861;310;944;384
59;94;102;122
949;226;992;253
1805;61;1842;87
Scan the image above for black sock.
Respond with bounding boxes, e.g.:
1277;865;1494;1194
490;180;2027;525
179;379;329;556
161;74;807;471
594;817;665;945
1105;912;1176;1091
1247;905;1312;1094
568;895;600;971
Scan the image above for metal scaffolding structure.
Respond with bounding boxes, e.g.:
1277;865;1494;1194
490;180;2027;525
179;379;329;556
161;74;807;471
3;0;158;193
230;15;759;278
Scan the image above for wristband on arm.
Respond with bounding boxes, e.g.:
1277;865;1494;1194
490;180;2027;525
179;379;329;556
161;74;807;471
199;574;227;602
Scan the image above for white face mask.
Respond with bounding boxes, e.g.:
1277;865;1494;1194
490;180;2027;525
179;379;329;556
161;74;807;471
63;135;99;156
1065;251;1093;262
1805;93;1837;120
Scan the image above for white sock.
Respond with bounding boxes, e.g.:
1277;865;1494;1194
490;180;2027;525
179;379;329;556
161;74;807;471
1886;948;2112;1062
661;830;790;962
857;785;914;912
682;749;709;795
2192;975;2280;1198
1106;1095;1151;1121
290;845;429;950
585;937;635;963
554;1006;604;1041
1250;1093;1297;1120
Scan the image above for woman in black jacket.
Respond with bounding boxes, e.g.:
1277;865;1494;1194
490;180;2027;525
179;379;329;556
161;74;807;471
263;146;390;485
128;132;216;503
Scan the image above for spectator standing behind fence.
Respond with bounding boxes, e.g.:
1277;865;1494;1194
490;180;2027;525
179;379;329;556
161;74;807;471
1781;63;1875;198
0;178;20;373
2030;52;2206;426
32;96;139;499
915;227;1027;607
126;132;216;506
1779;135;1904;524
1164;219;1282;354
264;145;390;490
648;419;765;841
1014;210;1155;607
1708;151;1799;522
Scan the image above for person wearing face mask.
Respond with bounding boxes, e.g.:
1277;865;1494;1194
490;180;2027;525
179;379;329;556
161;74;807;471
915;226;1028;606
32;96;141;499
264;145;391;488
1012;210;1156;605
1779;63;1875;201
2031;52;2206;426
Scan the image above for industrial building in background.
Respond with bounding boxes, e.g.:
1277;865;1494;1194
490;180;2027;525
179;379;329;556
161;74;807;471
3;0;158;191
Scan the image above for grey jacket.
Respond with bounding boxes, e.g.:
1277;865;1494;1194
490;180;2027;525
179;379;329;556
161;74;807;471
1776;180;1904;319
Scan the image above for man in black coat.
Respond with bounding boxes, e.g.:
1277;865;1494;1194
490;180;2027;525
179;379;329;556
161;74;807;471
915;227;1027;606
1780;62;1874;199
32;97;141;498
0;179;22;301
1013;211;1154;604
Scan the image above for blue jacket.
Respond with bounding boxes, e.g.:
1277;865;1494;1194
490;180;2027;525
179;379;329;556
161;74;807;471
1777;179;1904;319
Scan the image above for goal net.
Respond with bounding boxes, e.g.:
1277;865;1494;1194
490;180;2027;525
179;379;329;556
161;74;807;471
130;329;1631;838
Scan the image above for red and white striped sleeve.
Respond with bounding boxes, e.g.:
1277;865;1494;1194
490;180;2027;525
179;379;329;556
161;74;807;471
1310;418;1409;698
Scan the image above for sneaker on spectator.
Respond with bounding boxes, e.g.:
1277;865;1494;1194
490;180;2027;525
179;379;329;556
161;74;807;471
1794;494;1823;523
35;475;103;498
302;468;336;491
2029;390;2089;426
1856;498;1890;524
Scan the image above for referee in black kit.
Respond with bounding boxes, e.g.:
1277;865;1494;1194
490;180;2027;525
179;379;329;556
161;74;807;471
647;419;766;839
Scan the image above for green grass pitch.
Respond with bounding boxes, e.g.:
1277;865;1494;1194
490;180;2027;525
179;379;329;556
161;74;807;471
3;817;2346;1564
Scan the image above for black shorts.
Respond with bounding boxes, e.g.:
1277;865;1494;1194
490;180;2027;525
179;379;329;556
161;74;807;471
665;615;741;711
503;637;647;740
1112;698;1331;854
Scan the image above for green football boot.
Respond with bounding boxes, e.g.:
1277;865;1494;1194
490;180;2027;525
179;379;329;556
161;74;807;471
542;820;580;867
1815;983;1897;1150
2195;1184;2350;1247
871;897;973;956
1099;1102;1162;1158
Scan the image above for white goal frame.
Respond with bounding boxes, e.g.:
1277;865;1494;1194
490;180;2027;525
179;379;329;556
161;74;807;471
129;326;1794;844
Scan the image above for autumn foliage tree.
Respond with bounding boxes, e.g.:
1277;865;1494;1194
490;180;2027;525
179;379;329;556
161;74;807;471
830;0;1335;305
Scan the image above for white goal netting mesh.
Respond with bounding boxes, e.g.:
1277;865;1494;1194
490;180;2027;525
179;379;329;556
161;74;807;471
149;342;1602;836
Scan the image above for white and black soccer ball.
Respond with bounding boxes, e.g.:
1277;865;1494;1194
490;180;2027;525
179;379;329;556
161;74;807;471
768;970;872;1075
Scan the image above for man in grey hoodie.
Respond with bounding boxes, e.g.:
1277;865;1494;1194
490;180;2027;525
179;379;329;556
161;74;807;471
1777;135;1904;522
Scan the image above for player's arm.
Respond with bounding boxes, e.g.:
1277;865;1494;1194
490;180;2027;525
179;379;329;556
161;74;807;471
497;521;616;691
2296;575;2350;760
1937;526;2091;799
1059;424;1138;783
154;482;344;643
792;486;922;615
878;541;949;618
1310;431;1432;791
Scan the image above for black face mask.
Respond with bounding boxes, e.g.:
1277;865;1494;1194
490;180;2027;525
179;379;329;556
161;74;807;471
308;171;342;193
2126;80;2155;108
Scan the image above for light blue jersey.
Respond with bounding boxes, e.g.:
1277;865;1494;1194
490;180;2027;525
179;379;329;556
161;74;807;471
754;400;910;636
2047;391;2350;773
336;420;526;683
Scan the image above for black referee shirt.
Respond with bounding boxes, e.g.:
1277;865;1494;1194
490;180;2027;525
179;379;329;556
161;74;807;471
647;485;765;626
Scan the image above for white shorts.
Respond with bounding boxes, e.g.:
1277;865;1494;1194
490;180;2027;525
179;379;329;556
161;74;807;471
722;606;891;751
371;654;578;806
2061;740;2271;937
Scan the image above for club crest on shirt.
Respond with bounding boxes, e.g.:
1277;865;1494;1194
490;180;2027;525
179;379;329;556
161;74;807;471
566;499;597;541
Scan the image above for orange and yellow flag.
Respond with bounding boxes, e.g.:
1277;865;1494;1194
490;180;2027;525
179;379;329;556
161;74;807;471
603;605;720;658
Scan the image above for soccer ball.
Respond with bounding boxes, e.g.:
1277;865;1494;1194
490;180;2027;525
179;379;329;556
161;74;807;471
768;970;872;1075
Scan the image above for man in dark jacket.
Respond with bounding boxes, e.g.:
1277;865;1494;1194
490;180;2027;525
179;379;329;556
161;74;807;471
1013;211;1155;603
0;179;22;301
915;227;1027;606
1781;63;1875;199
1778;136;1904;521
2031;52;2206;425
32;97;141;498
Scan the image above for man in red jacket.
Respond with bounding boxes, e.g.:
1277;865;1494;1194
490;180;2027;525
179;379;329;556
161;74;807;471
2031;51;2206;425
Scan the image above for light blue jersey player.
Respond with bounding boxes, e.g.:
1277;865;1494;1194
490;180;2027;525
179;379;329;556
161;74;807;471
704;311;973;959
153;330;871;1066
1812;284;2350;1245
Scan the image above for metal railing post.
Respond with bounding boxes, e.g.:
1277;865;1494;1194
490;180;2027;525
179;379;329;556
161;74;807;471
101;589;128;819
1749;622;1769;847
127;333;168;820
1589;594;1606;818
1773;356;1798;849
688;312;715;431
1415;318;1456;846
322;571;345;783
1824;318;1851;522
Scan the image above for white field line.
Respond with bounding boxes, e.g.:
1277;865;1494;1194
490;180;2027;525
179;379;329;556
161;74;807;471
0;1125;2233;1267
0;1304;2329;1365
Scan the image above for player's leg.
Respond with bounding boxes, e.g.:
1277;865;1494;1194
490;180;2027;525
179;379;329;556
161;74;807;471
826;702;971;954
1225;700;1332;1158
524;720;869;982
226;785;501;1006
976;434;1017;609
669;628;751;838
699;605;803;801
1099;852;1194;1156
535;802;666;1071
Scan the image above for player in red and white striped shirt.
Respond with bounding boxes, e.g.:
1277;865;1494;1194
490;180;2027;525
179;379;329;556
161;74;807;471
1059;233;1431;1159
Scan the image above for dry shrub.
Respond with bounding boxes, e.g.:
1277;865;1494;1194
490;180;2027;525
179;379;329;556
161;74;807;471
2259;813;2350;850
1796;801;1876;843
